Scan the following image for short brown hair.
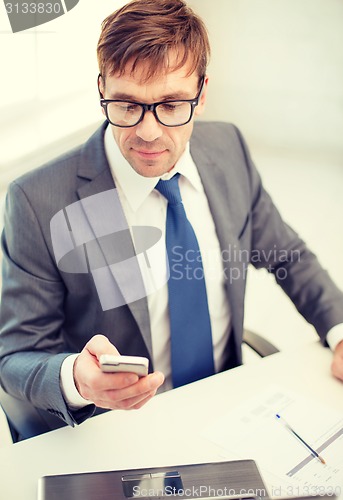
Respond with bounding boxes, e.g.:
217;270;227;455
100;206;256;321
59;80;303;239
97;0;210;82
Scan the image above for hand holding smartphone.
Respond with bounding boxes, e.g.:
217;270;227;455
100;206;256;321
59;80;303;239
99;354;149;377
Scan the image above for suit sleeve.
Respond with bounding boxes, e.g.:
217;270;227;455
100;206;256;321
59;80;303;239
0;181;95;426
234;126;343;343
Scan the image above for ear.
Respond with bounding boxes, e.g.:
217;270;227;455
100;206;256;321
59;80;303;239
98;74;105;99
194;75;209;117
98;74;106;117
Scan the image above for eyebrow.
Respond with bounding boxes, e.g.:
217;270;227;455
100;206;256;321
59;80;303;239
107;91;195;101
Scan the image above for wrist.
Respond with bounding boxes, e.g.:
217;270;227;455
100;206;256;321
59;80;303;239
326;324;343;351
60;354;93;409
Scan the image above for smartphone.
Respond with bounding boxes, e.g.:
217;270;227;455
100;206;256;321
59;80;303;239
99;354;149;377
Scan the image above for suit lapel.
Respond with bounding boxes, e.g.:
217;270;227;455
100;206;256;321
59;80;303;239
190;126;244;360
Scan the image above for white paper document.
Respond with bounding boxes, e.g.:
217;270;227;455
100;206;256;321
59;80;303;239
202;385;343;498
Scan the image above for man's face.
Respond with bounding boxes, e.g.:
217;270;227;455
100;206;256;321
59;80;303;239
100;62;208;178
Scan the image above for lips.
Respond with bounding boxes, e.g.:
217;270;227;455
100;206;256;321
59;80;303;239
134;149;166;159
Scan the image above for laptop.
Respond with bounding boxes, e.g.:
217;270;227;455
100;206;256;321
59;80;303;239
38;459;268;500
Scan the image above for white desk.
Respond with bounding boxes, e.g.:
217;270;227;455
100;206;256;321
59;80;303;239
0;341;342;500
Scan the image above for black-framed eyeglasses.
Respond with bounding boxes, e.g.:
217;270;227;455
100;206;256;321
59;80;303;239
98;76;205;128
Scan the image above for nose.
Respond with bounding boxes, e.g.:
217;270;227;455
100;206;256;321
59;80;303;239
135;110;163;142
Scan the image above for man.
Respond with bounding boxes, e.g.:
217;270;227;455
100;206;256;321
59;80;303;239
1;0;343;434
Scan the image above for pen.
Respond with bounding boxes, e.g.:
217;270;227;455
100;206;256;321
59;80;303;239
275;413;326;464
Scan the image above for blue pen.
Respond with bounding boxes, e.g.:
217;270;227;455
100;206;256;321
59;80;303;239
275;414;326;464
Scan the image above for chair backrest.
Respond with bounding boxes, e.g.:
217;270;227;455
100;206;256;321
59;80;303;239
0;386;66;442
243;329;279;357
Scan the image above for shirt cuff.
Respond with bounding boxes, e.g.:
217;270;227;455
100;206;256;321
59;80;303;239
60;354;94;410
326;324;343;351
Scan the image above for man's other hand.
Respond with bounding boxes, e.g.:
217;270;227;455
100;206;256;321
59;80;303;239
331;340;343;382
73;334;164;410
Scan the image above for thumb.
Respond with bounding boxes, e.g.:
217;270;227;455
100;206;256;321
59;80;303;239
85;334;120;361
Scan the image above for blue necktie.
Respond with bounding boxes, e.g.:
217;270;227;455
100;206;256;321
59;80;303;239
155;174;214;388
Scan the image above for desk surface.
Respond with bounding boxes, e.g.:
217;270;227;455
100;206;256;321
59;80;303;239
0;341;342;500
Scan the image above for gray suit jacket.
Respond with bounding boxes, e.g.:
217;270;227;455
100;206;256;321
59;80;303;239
1;121;343;427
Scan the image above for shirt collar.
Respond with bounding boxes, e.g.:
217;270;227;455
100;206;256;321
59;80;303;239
104;125;202;212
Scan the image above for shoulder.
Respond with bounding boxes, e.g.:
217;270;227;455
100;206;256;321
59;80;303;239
193;120;238;139
14;121;106;190
192;121;244;153
5;145;83;221
7;122;107;207
13;145;82;191
191;121;252;169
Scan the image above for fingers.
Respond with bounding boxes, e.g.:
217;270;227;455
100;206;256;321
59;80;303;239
331;340;343;382
85;333;120;358
73;334;165;410
92;371;164;410
86;372;164;410
76;362;139;401
104;371;164;404
95;390;154;411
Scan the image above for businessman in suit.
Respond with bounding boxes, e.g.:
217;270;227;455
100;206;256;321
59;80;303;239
1;0;343;432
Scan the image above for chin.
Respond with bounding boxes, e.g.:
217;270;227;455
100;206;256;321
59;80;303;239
133;163;171;178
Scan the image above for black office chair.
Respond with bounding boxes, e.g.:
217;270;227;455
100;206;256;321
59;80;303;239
243;328;279;357
0;331;278;442
0;386;66;442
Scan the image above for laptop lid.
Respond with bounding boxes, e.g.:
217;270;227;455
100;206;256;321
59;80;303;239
38;459;268;500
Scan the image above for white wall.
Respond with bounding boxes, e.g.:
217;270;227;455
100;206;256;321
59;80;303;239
189;0;343;162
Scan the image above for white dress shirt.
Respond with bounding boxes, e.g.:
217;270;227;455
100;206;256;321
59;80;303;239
60;126;343;408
